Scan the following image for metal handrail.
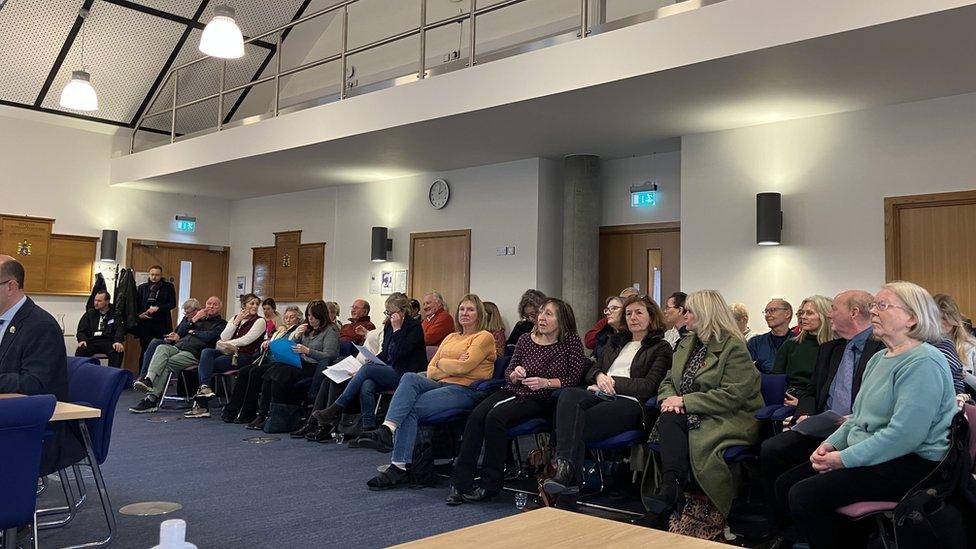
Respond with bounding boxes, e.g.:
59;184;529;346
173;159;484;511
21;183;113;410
130;0;587;152
130;0;720;153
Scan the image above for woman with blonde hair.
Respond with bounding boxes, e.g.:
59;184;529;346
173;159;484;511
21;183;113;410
642;289;762;539
729;302;756;341
357;294;497;490
784;281;955;548
774;295;833;405
934;293;975;392
483;301;507;358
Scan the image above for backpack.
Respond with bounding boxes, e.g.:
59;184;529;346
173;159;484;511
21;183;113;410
892;410;976;548
409;423;463;487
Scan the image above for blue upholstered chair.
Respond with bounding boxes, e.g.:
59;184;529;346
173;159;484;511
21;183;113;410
0;394;57;549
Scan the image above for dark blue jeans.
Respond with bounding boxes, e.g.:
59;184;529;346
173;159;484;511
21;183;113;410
335;364;401;428
197;348;255;387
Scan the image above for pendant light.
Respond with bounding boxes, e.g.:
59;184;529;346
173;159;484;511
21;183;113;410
59;8;98;112
199;3;245;59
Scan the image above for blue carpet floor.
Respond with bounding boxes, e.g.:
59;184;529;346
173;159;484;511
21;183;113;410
36;390;522;548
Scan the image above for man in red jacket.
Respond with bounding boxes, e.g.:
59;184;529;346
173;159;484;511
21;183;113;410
420;291;454;346
339;299;375;345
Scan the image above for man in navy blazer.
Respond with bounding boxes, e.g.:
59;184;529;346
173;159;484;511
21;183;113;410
0;255;82;474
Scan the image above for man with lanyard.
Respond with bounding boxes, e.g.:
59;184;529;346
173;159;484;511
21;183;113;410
75;290;126;367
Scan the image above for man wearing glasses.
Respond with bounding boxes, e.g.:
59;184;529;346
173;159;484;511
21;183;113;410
748;299;794;373
0;255;82;475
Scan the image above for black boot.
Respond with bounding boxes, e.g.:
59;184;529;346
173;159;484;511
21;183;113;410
542;458;579;496
310;403;343;425
246;414;267;431
645;473;684;518
309;424;334;443
291;417;318;438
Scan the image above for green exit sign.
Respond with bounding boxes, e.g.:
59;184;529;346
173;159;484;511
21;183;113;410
176;219;196;233
631;190;656;207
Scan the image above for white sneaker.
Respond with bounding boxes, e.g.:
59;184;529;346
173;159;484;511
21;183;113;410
195;384;215;399
184;403;210;418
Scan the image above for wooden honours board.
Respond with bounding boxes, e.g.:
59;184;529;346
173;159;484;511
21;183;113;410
251;230;325;301
0;215;97;296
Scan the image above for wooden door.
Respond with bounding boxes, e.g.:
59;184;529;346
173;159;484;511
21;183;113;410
886;190;976;319
122;240;230;374
409;230;471;313
599;223;680;313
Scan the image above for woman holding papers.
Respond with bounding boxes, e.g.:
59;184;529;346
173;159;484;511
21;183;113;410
222;306;302;423
447;298;586;504
246;301;339;430
355;294;497;490
296;293;426;441
782;282;955;549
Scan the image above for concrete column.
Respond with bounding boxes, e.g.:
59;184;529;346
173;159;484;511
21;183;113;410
561;154;601;331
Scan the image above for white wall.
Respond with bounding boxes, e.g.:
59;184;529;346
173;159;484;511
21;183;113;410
0;109;232;350
601;151;681;226
680;91;976;333
228;158;543;330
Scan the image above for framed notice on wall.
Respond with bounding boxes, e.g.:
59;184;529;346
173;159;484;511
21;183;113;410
380;271;393;295
394;270;407;293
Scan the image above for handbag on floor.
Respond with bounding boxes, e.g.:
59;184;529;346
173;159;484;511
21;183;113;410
668;492;726;541
263;403;303;434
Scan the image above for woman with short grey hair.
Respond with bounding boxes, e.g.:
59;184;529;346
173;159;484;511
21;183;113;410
783;281;956;548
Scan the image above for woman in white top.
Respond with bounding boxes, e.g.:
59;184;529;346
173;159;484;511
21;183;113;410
545;295;674;497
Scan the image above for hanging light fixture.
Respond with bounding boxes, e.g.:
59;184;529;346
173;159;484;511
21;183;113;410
59;8;98;111
199;3;245;59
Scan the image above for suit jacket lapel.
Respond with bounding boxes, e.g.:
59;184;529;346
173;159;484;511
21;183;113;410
819;339;846;410
0;297;33;366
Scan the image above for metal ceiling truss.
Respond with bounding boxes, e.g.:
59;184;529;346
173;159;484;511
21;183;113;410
5;0;305;131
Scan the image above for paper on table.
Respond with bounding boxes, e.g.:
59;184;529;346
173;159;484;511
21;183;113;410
324;355;363;383
791;410;846;438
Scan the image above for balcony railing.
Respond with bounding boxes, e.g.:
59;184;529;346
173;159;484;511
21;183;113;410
130;0;723;154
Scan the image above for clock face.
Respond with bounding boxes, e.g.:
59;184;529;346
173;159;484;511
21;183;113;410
429;179;450;209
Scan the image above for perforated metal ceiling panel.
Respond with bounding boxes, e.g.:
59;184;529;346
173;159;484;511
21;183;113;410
130;0;204;19
40;1;186;122
0;0;82;104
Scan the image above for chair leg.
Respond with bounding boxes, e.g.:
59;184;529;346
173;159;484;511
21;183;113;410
876;514;892;549
31;512;39;549
60;423;116;549
72;464;88;507
37;469;78;527
512;437;525;480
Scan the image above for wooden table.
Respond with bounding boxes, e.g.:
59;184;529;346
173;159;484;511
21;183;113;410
393;508;728;548
0;393;101;421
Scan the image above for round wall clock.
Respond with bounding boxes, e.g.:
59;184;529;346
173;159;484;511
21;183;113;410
428;179;450;209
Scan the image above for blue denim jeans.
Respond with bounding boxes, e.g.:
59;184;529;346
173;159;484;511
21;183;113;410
335;364;401;428
139;338;165;377
197;348;255;386
385;373;482;464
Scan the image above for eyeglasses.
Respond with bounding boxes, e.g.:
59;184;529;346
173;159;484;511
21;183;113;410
603;306;621;314
383;310;396;316
0;279;14;287
868;301;909;313
763;307;789;315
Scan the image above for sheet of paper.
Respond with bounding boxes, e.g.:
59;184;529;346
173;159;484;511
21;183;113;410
323;355;363;383
394;270;407;293
369;273;380;295
354;343;387;366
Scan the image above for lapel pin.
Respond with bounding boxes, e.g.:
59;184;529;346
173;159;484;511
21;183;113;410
9;326;15;334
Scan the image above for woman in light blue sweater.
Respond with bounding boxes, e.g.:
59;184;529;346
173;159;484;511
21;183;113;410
781;282;956;549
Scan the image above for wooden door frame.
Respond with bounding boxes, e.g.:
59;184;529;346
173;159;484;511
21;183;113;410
599;221;680;236
408;229;472;298
884;190;976;281
124;238;231;315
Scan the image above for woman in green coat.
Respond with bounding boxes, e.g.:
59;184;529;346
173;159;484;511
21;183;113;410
773;295;833;405
642;289;763;528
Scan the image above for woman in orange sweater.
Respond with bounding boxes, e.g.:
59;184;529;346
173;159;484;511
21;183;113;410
357;294;497;490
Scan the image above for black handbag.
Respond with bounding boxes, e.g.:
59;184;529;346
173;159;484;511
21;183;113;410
263;403;303;434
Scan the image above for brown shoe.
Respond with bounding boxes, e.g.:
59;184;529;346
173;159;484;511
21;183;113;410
245;415;267;430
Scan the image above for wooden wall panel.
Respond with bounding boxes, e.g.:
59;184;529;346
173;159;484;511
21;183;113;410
45;236;96;295
0;216;53;293
252;247;275;299
273;231;301;300
297;244;325;301
0;215;96;295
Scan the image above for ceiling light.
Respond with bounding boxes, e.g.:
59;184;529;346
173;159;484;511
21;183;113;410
59;9;98;112
200;4;245;59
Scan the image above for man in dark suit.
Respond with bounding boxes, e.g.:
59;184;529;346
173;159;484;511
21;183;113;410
0;255;83;474
760;289;884;529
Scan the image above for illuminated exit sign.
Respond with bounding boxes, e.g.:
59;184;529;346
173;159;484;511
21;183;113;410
631;190;656;207
175;217;196;233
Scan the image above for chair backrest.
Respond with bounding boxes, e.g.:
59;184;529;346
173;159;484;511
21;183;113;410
760;373;788;407
504;344;515;357
338;340;355;358
66;356;100;385
426;346;439;361
964;403;976;469
67;362;132;464
0;394;56;530
493;356;512;379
